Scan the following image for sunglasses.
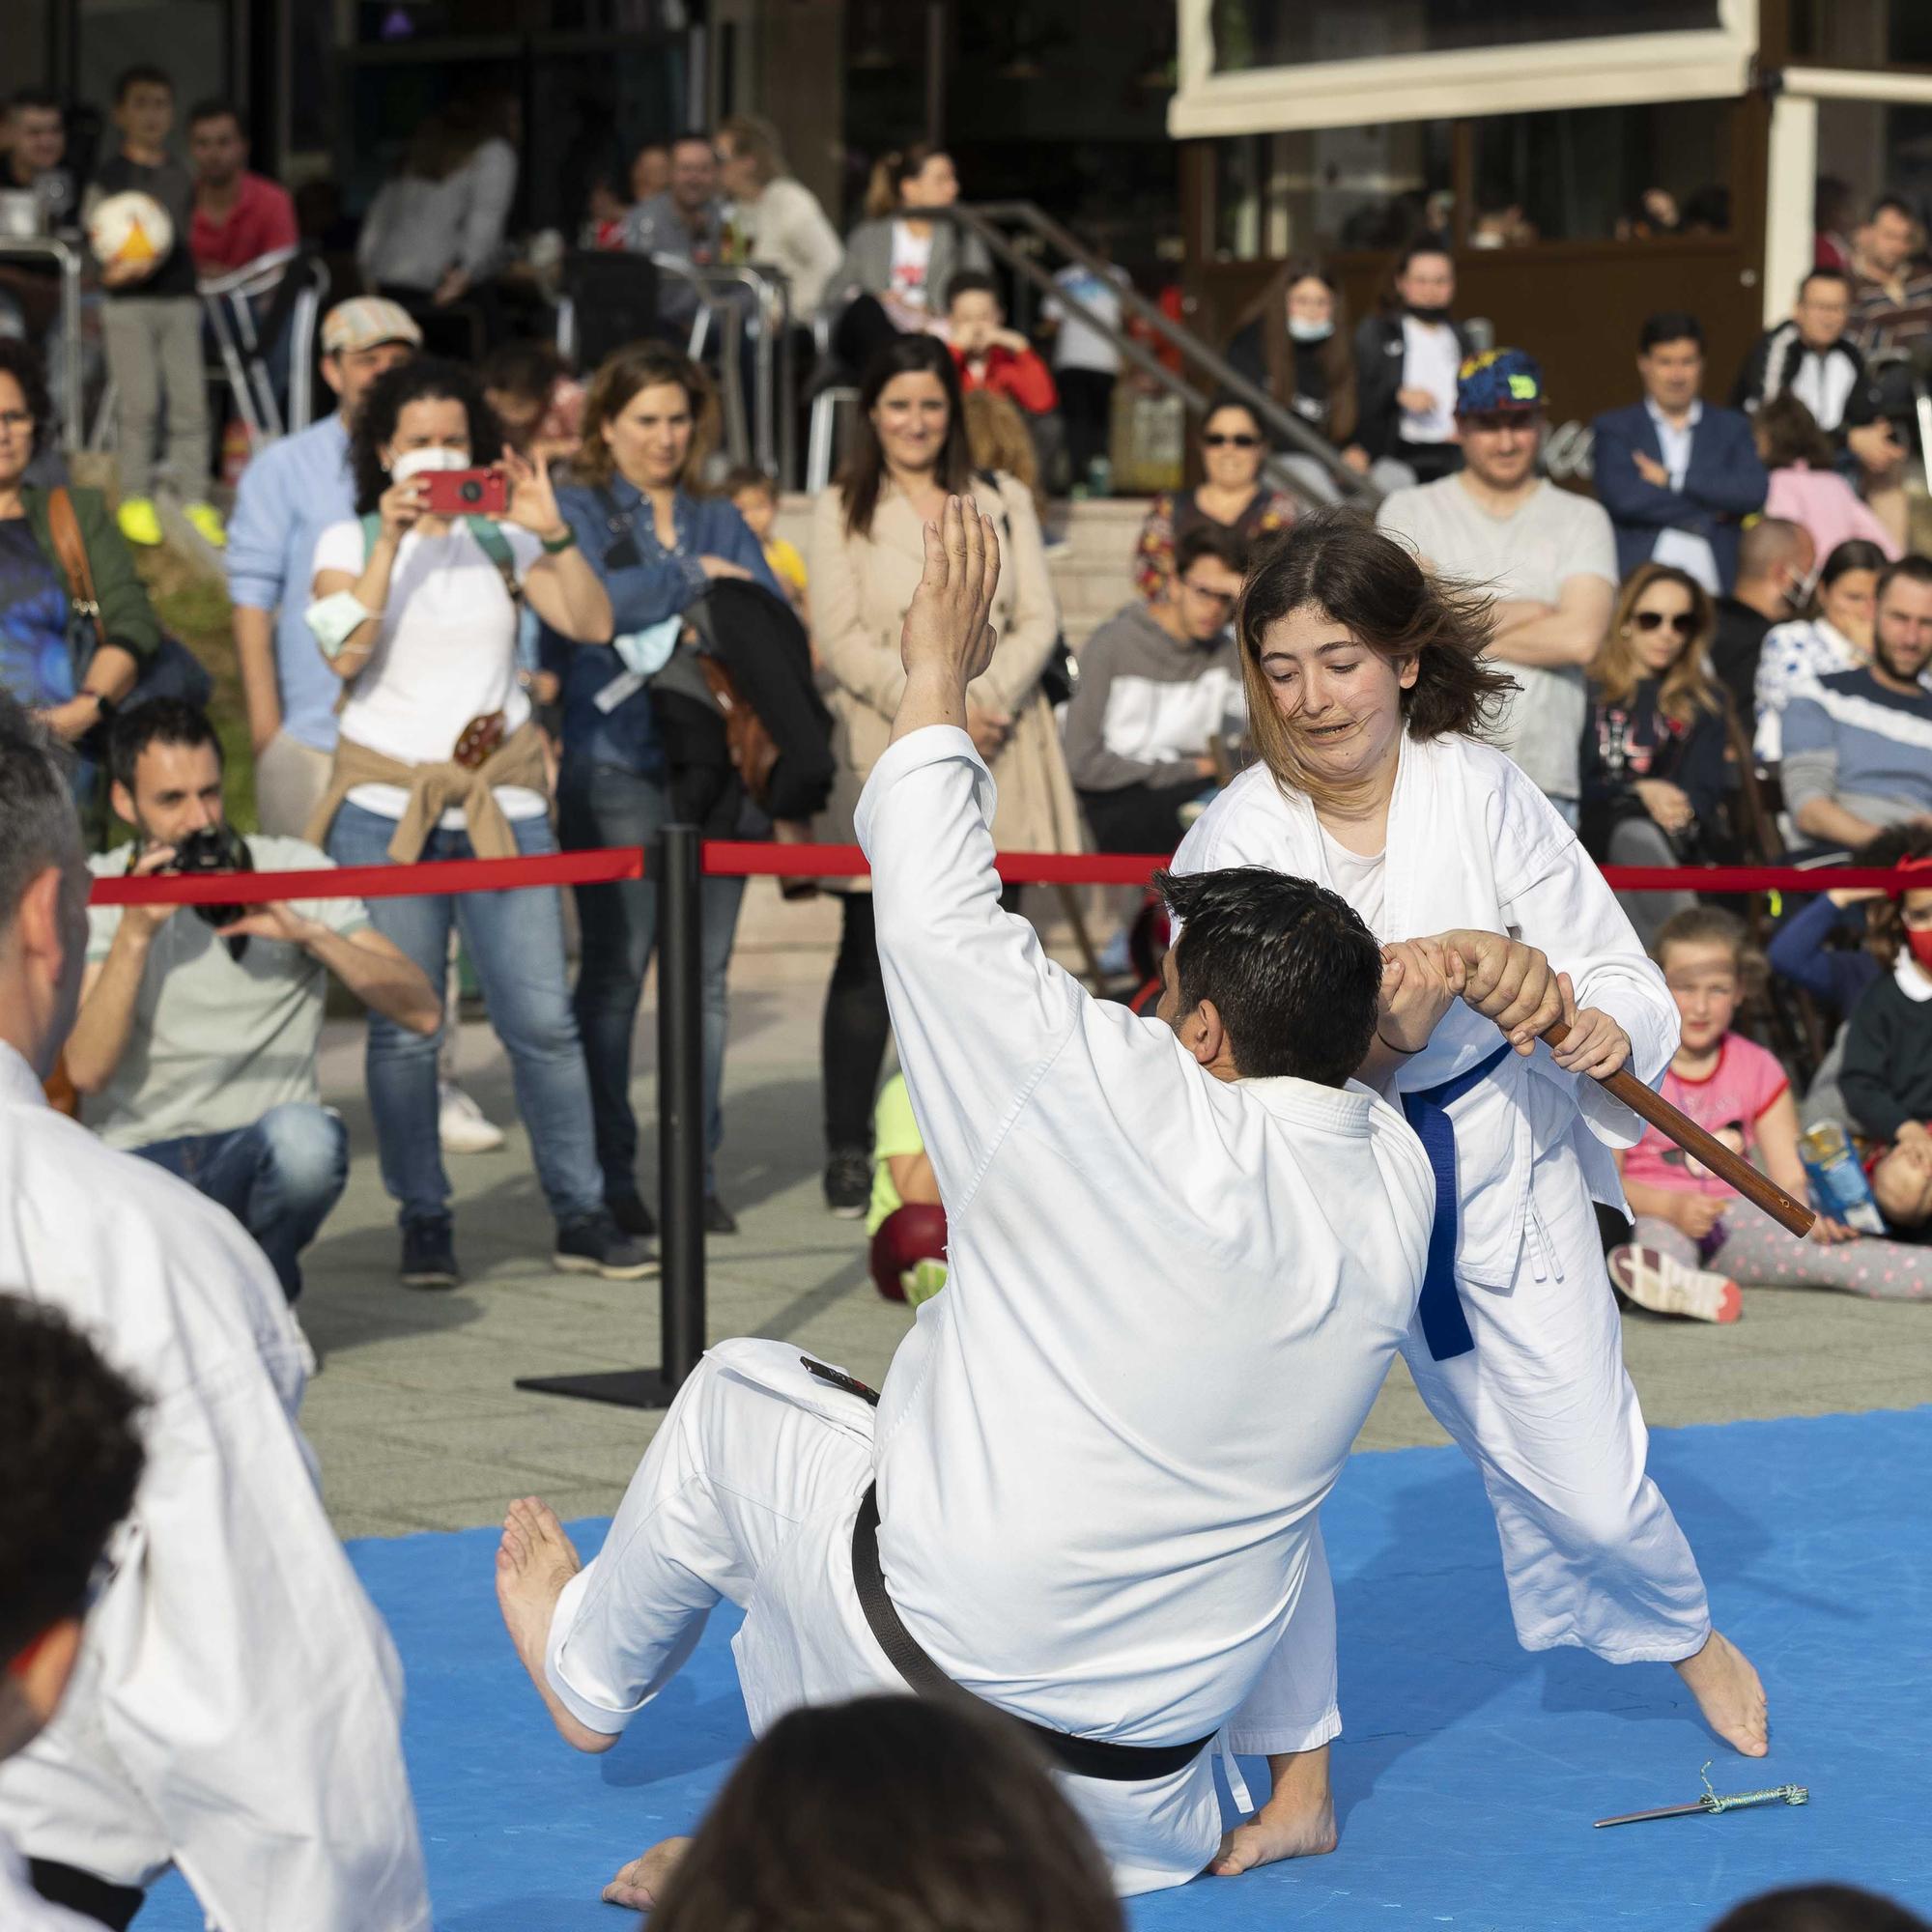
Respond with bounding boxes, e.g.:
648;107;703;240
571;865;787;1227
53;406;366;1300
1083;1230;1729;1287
1633;610;1698;636
1203;431;1261;449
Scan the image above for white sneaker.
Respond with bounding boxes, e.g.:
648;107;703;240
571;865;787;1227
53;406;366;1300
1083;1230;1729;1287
439;1082;505;1154
1609;1245;1743;1324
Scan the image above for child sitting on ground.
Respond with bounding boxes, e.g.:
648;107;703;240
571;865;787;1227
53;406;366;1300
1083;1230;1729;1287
1841;853;1932;1236
866;1071;947;1307
724;465;808;623
1612;905;1932;1320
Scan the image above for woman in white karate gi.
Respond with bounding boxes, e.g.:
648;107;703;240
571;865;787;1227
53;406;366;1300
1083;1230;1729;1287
1172;512;1766;1861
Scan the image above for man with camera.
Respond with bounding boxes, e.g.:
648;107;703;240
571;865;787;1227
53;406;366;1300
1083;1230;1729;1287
66;697;440;1300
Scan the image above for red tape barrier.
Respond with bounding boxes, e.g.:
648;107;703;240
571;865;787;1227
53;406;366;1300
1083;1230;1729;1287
87;842;1911;905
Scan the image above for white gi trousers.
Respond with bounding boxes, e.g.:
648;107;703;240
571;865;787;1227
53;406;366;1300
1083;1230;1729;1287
542;1339;1336;1894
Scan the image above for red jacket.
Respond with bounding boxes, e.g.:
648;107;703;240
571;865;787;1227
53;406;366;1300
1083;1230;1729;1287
190;173;298;275
952;342;1059;414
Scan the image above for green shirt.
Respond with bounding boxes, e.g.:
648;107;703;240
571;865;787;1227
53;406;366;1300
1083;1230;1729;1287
867;1072;926;1236
84;835;372;1150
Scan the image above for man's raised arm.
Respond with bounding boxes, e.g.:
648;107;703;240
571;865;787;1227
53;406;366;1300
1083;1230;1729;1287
854;497;1086;1213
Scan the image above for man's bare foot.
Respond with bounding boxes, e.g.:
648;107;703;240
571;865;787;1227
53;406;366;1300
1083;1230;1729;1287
496;1496;617;1754
1673;1630;1769;1757
603;1836;692;1909
1208;1744;1339;1877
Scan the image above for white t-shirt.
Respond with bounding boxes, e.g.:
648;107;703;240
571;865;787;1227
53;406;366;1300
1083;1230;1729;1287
1044;263;1132;374
888;221;935;313
1377;475;1618;803
1319;826;1387;933
1399;317;1461;443
311;517;545;824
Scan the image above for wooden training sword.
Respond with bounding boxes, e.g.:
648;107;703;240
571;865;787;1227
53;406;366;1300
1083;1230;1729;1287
1542;1018;1816;1239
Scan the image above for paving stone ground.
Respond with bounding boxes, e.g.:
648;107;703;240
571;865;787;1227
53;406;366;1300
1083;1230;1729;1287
297;880;1932;1539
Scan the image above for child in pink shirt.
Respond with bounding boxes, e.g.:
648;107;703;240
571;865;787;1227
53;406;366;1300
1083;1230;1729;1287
1612;905;1932;1319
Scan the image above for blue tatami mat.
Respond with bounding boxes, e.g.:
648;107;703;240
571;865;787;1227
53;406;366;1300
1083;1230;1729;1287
144;1406;1932;1930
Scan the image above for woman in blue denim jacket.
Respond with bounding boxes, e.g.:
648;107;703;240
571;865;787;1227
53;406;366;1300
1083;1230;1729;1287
552;343;780;1237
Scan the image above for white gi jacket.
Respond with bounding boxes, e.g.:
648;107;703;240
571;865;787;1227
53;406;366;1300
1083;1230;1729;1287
860;727;1434;1831
1174;732;1678;1287
0;1045;431;1932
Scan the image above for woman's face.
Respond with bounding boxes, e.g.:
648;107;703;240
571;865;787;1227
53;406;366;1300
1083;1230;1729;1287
1286;276;1334;329
0;370;34;491
717;135;759;201
901;153;959;211
381;396;470;473
1255;602;1417;791
603;381;696;490
1822;567;1879;646
1627;576;1699;675
1202;406;1264;491
870;370;951;476
1660;938;1740;1053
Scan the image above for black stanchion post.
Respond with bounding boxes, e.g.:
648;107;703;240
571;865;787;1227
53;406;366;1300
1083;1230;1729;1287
517;830;706;1410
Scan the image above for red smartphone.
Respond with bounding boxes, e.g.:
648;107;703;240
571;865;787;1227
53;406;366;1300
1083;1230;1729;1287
421;468;508;518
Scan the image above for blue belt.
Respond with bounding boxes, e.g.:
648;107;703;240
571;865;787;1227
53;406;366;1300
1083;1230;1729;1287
1401;1041;1512;1362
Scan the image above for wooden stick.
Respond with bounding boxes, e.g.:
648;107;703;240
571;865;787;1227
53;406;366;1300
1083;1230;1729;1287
1544;1020;1816;1239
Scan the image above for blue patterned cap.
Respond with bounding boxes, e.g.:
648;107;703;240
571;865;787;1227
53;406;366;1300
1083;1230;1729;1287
1456;348;1545;415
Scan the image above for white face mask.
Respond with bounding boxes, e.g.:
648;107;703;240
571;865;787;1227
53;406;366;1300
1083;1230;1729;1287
389;446;469;483
1288;317;1333;344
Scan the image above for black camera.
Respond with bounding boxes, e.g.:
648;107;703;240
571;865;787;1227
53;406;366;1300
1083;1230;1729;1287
160;822;254;931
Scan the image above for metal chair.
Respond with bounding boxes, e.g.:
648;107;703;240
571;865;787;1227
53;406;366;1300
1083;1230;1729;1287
199;245;329;442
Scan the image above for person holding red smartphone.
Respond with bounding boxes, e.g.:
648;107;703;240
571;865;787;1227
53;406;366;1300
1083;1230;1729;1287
301;356;645;1293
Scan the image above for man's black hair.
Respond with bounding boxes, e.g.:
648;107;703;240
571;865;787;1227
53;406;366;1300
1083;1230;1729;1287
1875;553;1932;608
108;697;223;797
1173;522;1250;582
112;65;174;106
0;690;81;942
943;269;1001;311
1639;309;1704;355
1151;867;1380;1085
1395;235;1453;275
0;1295;145;1662
7;87;61;118
1869;193;1918;226
1710;1883;1930;1932
186;98;246;137
1799;267;1852;298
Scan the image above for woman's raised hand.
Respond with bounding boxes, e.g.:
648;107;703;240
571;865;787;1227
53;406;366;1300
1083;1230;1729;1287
502;449;567;540
377;475;426;541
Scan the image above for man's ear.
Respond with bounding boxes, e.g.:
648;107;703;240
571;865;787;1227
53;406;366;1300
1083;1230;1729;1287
16;866;68;972
108;780;137;831
1180;997;1228;1068
4;1615;83;1730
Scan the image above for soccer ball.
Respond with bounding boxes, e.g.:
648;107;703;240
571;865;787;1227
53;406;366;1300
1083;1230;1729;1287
87;191;174;270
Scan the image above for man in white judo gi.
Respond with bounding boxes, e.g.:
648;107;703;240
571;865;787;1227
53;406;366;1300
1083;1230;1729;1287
497;497;1446;1899
0;694;431;1932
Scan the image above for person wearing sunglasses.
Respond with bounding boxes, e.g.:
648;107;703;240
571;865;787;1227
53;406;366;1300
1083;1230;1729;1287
1064;523;1249;853
1580;563;1736;949
1133;393;1294;603
1378;350;1618;828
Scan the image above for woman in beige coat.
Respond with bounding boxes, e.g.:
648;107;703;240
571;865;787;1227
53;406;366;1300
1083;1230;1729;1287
810;332;1080;1213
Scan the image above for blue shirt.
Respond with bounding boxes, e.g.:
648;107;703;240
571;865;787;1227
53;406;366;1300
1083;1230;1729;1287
1782;666;1932;826
550;478;777;776
224;413;356;753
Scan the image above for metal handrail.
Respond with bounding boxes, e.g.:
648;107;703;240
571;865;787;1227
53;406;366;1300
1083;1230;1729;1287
0;237;85;454
952;202;1380;507
647;257;795;482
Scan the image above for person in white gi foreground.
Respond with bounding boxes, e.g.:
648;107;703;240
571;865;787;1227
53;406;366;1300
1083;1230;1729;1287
0;692;431;1932
1172;508;1769;1765
498;496;1458;1900
0;1296;145;1932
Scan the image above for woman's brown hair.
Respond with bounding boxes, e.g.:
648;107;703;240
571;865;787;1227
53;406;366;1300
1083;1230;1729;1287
648;1695;1125;1932
865;141;947;220
1754;392;1835;470
1591;562;1723;728
1280;256;1357;446
570;341;719;494
717;112;785;189
1237;508;1514;807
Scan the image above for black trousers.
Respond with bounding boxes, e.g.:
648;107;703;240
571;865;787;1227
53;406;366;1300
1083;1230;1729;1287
1057;367;1116;483
1395;437;1463;483
30;1860;144;1929
1078;780;1201;856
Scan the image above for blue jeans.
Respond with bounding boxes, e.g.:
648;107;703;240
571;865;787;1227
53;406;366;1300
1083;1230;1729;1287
133;1102;349;1301
558;759;747;1199
326;800;606;1229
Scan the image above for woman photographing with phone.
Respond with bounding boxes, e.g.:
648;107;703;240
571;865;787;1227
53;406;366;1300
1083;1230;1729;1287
303;355;647;1291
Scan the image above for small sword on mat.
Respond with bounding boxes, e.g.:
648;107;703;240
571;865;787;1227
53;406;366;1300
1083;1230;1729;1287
1542;1019;1817;1239
1595;1762;1809;1829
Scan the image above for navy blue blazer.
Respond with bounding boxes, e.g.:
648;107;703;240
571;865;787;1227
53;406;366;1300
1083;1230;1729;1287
1590;399;1768;591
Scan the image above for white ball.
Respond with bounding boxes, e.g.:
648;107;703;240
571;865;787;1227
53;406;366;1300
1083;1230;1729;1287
88;190;175;270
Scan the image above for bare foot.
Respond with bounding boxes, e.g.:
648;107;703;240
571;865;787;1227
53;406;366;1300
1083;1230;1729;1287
1208;1743;1339;1877
1673;1630;1769;1757
496;1496;617;1754
604;1837;692;1910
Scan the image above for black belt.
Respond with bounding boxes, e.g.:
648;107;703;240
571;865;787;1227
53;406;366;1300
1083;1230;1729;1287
849;1482;1216;1782
28;1860;144;1930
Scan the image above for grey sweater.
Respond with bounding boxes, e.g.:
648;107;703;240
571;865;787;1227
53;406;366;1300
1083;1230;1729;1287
1063;601;1243;793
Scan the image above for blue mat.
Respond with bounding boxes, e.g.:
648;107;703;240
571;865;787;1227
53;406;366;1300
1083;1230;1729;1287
143;1407;1932;1930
